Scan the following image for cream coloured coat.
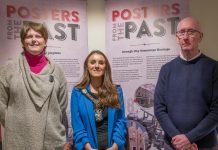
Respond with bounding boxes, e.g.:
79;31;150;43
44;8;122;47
0;53;68;150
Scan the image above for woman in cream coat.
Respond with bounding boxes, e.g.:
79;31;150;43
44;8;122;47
0;21;68;150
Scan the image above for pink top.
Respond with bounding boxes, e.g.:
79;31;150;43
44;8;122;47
24;50;48;74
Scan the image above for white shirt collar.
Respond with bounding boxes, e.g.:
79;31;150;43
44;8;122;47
180;51;202;61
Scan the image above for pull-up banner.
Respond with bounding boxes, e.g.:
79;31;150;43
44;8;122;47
0;0;88;142
106;0;189;149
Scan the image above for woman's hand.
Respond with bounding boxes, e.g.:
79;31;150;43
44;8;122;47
85;143;96;150
63;141;72;150
106;143;118;150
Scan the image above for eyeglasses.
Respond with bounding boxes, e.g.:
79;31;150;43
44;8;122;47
176;29;201;38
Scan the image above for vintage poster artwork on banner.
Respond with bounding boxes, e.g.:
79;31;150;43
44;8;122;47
0;0;88;141
106;0;189;149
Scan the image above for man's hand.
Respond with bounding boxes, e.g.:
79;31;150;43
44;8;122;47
172;134;191;150
190;143;198;150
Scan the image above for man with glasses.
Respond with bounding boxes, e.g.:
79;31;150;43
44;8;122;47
154;17;218;150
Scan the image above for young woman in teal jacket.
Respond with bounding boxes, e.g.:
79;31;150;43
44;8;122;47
71;50;126;150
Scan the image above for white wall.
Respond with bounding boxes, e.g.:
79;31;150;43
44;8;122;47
87;0;105;52
87;0;218;60
190;0;218;60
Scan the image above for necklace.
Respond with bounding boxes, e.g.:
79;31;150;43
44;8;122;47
95;109;103;122
81;89;104;122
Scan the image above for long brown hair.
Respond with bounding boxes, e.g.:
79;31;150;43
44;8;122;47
76;50;120;108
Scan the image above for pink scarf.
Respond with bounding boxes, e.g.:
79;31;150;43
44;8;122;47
24;50;48;74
